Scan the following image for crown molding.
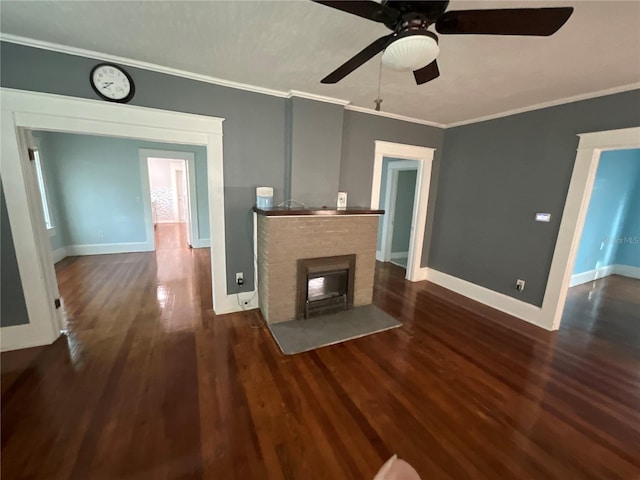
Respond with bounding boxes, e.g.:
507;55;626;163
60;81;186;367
445;82;640;128
0;33;443;126
2;33;637;130
0;33;290;98
286;90;350;106
345;104;446;128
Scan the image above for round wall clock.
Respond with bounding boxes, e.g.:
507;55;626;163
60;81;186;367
90;63;135;103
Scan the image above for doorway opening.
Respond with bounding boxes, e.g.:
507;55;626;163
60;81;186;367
538;126;640;331
560;148;640;343
145;154;194;250
370;141;435;282
21;129;206;342
377;159;419;269
0;89;240;352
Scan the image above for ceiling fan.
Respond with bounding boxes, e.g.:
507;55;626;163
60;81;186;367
313;1;574;85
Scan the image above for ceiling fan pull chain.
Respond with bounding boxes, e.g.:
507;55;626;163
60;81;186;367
374;55;383;111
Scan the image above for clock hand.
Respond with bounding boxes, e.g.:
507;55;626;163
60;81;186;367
102;82;114;89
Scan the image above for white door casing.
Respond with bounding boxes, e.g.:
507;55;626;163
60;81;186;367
542;126;640;330
1;88;257;352
371;141;435;282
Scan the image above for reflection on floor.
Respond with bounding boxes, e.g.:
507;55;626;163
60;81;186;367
154;222;189;251
562;274;640;352
390;256;408;268
2;258;639;478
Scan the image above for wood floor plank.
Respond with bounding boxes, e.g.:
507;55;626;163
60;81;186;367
2;223;639;479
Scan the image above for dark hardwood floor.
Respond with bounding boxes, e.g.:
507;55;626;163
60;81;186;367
2;224;639;479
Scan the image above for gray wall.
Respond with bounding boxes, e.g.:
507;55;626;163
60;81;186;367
5;41;636;317
1;41;286;293
0;41;446;296
392;169;418;254
339;110;445;268
376;157;419;251
429;89;640;306
1;179;30;327
289;98;344;206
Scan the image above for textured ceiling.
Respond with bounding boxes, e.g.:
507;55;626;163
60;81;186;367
1;0;639;124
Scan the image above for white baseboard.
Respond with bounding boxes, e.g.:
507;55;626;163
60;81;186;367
570;265;614;286
191;238;210;249
613;264;640;279
0;322;59;352
412;267;429;281
67;242;153;256
214;290;260;315
375;251;408;262
570;264;640;286
424;268;547;330
52;239;207;261
51;247;67;264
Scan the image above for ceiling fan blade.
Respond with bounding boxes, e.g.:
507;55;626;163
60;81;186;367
312;1;399;24
436;7;574;36
321;34;394;84
413;60;440;85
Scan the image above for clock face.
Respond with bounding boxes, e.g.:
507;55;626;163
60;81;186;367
90;64;135;103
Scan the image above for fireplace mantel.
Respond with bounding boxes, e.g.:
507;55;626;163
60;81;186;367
253;206;384;216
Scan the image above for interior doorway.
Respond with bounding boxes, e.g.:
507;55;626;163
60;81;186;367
568;148;640;288
377;159;419;269
20;130;204;335
538;127;640;331
0;89;241;352
370;141;435;282
146;156;193;248
559;148;640;338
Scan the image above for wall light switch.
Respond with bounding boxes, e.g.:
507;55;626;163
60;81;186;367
535;213;551;222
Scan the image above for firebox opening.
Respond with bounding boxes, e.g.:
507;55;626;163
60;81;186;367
297;255;356;320
306;269;349;318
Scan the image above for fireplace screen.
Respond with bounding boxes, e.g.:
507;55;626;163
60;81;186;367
297;255;356;319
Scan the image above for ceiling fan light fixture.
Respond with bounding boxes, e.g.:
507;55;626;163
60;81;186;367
382;32;439;71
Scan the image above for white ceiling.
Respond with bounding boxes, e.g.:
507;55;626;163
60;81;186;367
1;0;639;125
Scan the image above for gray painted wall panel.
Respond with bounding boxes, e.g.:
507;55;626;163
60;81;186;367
1;179;30;327
392;169;417;253
290;98;344;206
430;89;640;306
1;41;286;293
376;157;418;251
339;111;444;267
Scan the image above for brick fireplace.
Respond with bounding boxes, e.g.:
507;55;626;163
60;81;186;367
255;208;382;324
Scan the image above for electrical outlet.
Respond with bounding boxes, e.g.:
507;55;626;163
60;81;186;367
98;230;104;238
236;272;244;287
516;279;525;292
